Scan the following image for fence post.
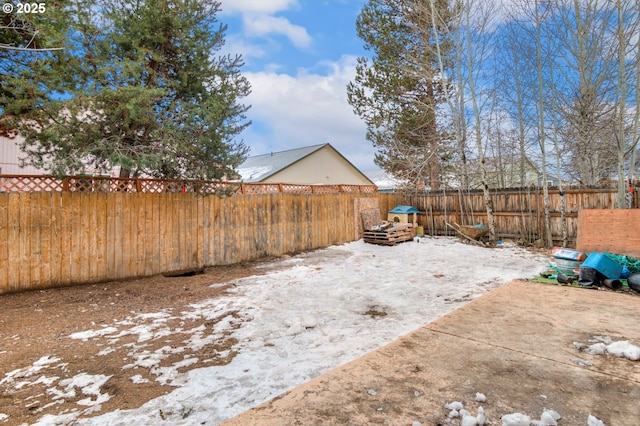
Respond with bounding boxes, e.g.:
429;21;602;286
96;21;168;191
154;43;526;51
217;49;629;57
62;177;70;191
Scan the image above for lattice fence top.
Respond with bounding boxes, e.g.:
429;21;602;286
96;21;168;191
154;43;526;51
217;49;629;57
0;175;378;195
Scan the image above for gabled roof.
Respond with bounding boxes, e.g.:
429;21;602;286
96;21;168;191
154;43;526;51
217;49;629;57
237;143;373;184
237;144;327;182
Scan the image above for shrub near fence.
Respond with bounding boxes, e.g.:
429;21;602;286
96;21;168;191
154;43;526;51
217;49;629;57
0;191;378;294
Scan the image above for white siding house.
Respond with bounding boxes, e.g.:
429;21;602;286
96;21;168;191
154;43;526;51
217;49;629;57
0;134;46;175
237;144;374;186
1;134;119;176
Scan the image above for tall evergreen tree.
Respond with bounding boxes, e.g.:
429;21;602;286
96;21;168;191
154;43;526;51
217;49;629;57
347;0;453;190
1;2;66;136
1;0;250;179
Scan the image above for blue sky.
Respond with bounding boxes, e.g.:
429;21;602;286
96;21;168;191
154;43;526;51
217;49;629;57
218;0;376;171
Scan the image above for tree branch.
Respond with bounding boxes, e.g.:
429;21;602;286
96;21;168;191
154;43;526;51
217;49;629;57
0;44;64;51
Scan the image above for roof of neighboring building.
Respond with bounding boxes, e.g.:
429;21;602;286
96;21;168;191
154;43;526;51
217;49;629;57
237;144;327;182
363;169;405;191
237;143;373;184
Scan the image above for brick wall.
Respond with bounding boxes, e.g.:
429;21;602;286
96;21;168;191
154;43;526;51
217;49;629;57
576;209;640;257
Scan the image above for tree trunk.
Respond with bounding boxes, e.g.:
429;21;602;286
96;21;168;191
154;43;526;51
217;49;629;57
535;0;552;248
119;167;131;178
615;0;627;208
426;81;441;190
464;0;496;244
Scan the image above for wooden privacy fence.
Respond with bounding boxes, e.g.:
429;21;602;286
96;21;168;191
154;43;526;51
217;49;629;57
2;186;634;294
0;174;377;194
0;191;379;294
381;187;639;246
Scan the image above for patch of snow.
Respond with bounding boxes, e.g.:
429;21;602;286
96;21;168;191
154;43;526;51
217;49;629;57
501;412;531;426
531;409;562;426
129;374;149;384
575;336;640;361
17;238;548;425
31;412;80;426
446;393;603;426
69;327;119;341
462;413;479;426
542;409;561;424
476;406;486;425
592;336;613;345
444;401;465;411
31;375;59;387
571;358;593;367
606;341;640;361
443;401;486;426
588;414;606;426
585;342;607;355
0;355;64;389
48;373;112;407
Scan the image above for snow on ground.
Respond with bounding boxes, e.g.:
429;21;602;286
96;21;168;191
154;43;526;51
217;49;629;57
6;237;550;425
574;336;640;361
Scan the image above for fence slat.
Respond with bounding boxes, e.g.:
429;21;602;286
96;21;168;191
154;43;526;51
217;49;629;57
95;193;107;281
114;194;124;279
17;193;30;289
86;193;97;282
0;195;9;288
75;194;86;282
29;193;43;287
60;192;72;285
143;193;154;275
135;193;145;276
105;192;116;279
6;194;19;291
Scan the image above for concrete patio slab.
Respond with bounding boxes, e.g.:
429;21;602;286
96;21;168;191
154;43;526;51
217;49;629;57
222;281;640;425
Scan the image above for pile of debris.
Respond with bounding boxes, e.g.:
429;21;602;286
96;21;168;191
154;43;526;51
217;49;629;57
548;248;640;292
360;204;421;246
363;222;415;246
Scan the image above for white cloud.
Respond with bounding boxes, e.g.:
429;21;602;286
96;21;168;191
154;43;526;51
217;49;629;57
219;0;311;54
241;55;374;170
243;15;312;49
219;0;299;15
224;34;269;61
218;1;375;170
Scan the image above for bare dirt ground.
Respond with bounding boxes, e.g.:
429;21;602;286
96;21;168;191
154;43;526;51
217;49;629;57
0;263;267;425
2;250;639;426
